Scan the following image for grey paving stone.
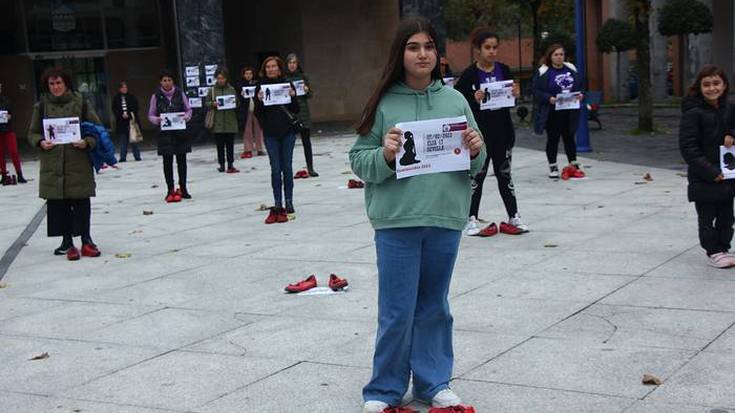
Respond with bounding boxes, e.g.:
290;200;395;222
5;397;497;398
526;250;681;276
623;400;731;413
66;350;296;411
648;352;735;408
0;297;65;322
1;391;194;413
463;337;695;398
601;277;735;312
706;325;735;354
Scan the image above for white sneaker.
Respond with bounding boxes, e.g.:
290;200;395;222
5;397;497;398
509;213;529;232
549;163;559;179
432;388;462;408
363;400;388;413
465;216;481;236
708;252;734;268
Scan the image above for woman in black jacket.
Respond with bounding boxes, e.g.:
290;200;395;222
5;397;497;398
455;28;527;237
679;65;735;268
111;81;142;162
254;56;299;224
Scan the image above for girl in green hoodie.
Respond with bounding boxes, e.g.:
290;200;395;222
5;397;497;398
350;17;485;413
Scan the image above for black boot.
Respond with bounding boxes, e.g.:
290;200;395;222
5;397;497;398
180;186;192;199
54;235;74;255
306;161;319;177
17;171;27;184
285;200;295;214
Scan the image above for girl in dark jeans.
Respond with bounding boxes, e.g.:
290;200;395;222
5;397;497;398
254;56;299;224
111;81;142;162
679;65;735;268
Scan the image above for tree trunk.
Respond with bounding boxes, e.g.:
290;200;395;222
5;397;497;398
633;3;654;132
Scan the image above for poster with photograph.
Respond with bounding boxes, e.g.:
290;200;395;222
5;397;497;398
206;75;215;86
185;66;200;77
0;110;8;124
721;146;735;179
241;86;256;99
216;94;237;110
189;97;203;108
261;83;292;106
479;80;515;111
186;76;200;87
293;80;307;96
205;65;217;75
42;117;81;144
198;87;211;97
160;112;186;131
443;77;456;88
555;91;582;111
394;115;470;179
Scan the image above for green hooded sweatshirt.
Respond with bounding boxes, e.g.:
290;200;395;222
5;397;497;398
349;79;487;231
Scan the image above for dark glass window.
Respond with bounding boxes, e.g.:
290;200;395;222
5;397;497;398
104;0;161;49
25;0;104;51
0;0;26;54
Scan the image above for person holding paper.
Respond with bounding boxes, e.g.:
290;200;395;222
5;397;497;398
27;66;102;260
679;65;735;268
286;53;318;177
238;67;265;158
350;17;485;413
455;28;528;237
148;69;193;202
532;44;584;179
111;81;142;162
207;68;240;174
254;56;300;223
0;82;26;184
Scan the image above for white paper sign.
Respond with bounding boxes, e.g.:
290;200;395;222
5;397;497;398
721;146;735;180
185;66;200;77
160;112;186;131
206;75;215;86
293;80;306;96
205;65;217;75
186;76;200;87
189;97;203;108
241;86;256;98
443;77;456;88
198;87;210;97
0;111;8;124
395;116;470;179
216;94;237;110
555;91;581;111
480;80;515;111
261;83;292;106
42;117;81;144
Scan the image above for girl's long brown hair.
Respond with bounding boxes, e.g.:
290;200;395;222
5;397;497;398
354;17;442;135
542;44;565;67
688;65;730;103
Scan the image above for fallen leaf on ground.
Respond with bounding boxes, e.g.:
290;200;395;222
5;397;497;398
643;173;653;181
341;171;352;175
29;352;49;361
634;181;648;185
642;373;662;385
544;244;558;248
115;253;132;259
142;210;154;215
0;282;8;289
151;185;158;188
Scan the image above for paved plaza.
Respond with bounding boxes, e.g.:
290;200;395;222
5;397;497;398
1;131;734;413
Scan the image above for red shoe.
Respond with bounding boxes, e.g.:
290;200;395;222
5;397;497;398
173;188;183;202
348;179;365;188
561;165;574;180
477;222;498;237
499;221;524;235
284;274;318;293
294;170;309;179
328;274;349;291
265;208;279;224
276;208;289;223
81;243;101;257
241;152;253;159
428;405;476;413
66;246;80;261
165;190;178;203
572;167;586;179
227;167;240;173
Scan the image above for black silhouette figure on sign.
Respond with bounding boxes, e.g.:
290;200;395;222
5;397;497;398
399;131;421;166
482;87;490;104
724;152;735;170
162;116;173;128
265;87;271;101
47;125;56;141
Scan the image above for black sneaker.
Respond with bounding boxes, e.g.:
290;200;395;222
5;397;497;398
54;243;74;255
548;163;560;179
180;188;192;199
285;201;295;214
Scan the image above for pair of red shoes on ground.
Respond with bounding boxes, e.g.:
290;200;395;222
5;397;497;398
265;208;290;224
165;188;188;203
65;244;101;261
378;406;475;413
561;164;586;180
348;179;364;189
294;170;311;179
476;222;526;237
284;274;349;293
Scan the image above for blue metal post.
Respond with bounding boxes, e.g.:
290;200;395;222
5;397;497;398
575;0;592;152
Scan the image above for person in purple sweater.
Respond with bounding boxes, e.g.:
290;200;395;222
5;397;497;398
148;69;193;202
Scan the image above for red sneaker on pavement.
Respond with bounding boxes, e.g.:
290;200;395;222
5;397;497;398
226;167;240;174
572;167;586;178
499;221;526;235
428;405;476;413
81;243;101;257
241;152;253;159
348;179;365;188
173;188;183;202
294;170;309;179
477;222;498;237
165;190;179;203
66;246;81;261
284;274;318;293
561;165;575;180
328;274;349;291
265;208;280;224
276;208;289;223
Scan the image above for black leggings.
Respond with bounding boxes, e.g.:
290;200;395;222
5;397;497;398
695;199;735;256
545;110;577;164
215;133;235;168
163;153;187;191
47;198;91;242
470;141;518;218
300;128;314;170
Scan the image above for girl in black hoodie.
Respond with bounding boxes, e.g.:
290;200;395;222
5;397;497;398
679;65;735;268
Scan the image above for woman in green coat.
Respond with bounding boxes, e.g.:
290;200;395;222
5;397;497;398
207;68;240;173
27;66;102;261
286;53;318;177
